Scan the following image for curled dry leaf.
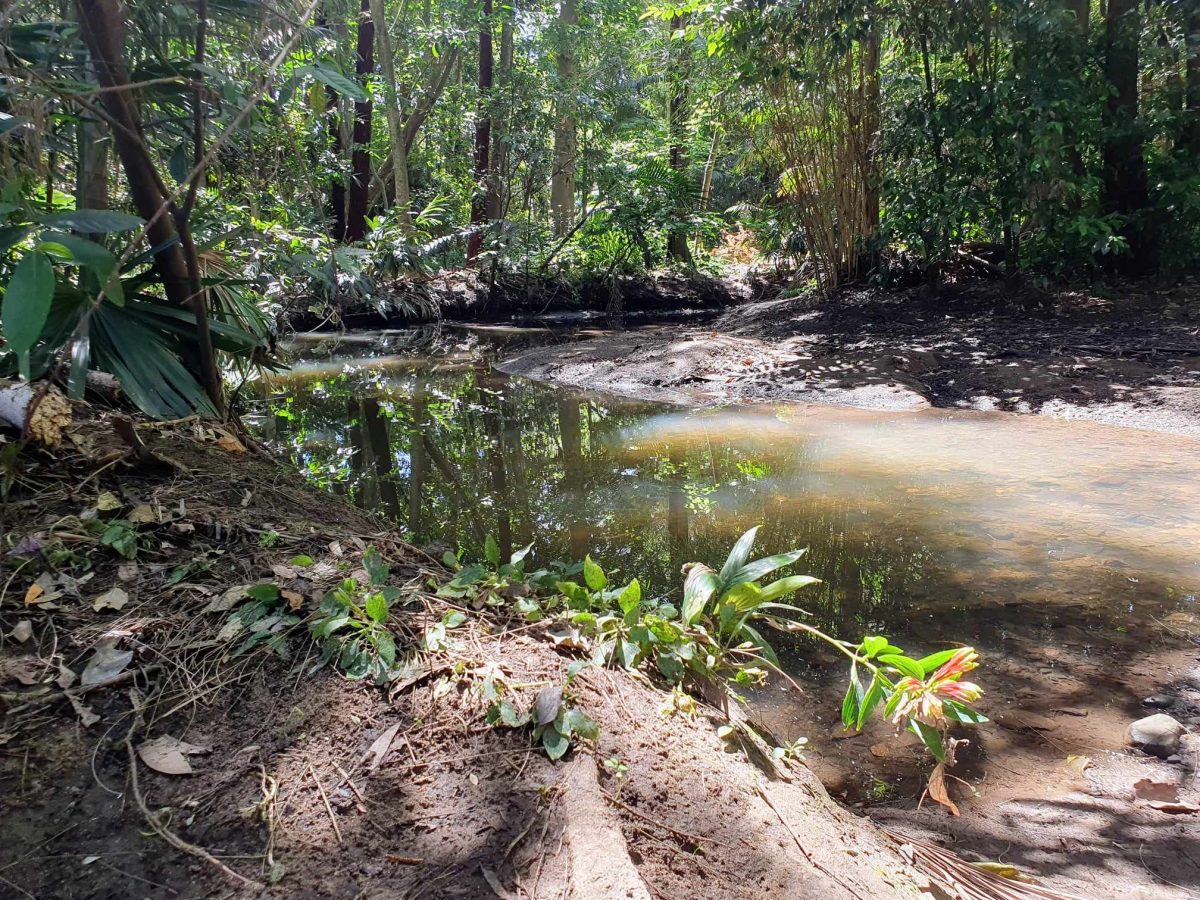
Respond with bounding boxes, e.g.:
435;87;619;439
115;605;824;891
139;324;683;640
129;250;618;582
367;721;403;772
117;563;140;582
0;657;43;686
56;662;77;689
23;583;44;606
1065;754;1094;776
95;491;122;511
535;686;563;727
215;433;247;453
1148;801;1199;815
11;620;33;643
92;587;130;612
128;504;157;524
203;584;251;613
925;762;960;816
282;590;304;611
138;735;211;775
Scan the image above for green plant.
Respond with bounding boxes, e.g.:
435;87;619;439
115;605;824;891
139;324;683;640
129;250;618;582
309;547;405;684
487;684;599;761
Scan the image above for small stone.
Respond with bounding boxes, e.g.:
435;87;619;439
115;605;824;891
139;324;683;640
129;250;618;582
1126;713;1187;759
1142;695;1173;709
1167;755;1183;764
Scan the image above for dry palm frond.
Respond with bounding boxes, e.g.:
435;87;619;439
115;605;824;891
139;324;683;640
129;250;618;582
882;827;1089;900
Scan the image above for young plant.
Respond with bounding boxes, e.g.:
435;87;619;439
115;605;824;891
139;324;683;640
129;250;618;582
487;684;599;761
309;547;405;684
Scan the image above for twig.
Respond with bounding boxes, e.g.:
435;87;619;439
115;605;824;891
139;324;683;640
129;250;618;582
309;764;343;844
123;693;263;890
602;792;718;847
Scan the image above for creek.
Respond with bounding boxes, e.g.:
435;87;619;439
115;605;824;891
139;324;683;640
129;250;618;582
252;322;1200;803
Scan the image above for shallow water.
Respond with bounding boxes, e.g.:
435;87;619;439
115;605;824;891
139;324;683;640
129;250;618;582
253;324;1200;787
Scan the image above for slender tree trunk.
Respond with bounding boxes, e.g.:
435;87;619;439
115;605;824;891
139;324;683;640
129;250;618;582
490;9;513;223
666;15;692;264
1070;0;1090;32
861;22;882;262
346;0;375;242
550;0;578;238
466;0;494;262
369;0;412;231
409;377;427;536
1102;0;1151;271
919;26;945;294
75;0;222;411
557;397;590;562
361;398;400;519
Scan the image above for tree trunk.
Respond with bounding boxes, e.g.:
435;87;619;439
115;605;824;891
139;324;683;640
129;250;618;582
369;0;412;231
861;22;882;261
408;378;427;537
467;0;495;262
0;382;72;448
1102;0;1151;271
75;0;223;412
490;9;513;223
550;0;578;238
666;15;692;265
76;115;108;222
557;397;590;562
346;0;375;242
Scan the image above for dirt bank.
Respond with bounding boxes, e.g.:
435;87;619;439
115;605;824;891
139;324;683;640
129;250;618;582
498;279;1200;436
0;414;945;899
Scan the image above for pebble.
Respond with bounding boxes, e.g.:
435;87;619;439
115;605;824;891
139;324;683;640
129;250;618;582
1167;755;1183;764
1126;713;1187;759
1142;695;1173;709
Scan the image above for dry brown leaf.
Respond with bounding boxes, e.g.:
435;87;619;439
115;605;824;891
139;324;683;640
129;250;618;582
23;583;44;606
92;587;130;612
282;590;304;611
56;662;77;689
1133;778;1179;803
11;620;32;643
271;563;298;580
0;657;42;686
95;491;122;511
366;722;403;772
138;735;210;775
925;762;960;816
128;504;157;524
117;563;140;582
215;433;246;453
69;695;100;727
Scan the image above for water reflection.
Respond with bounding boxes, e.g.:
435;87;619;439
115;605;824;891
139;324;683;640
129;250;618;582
255;327;1200;647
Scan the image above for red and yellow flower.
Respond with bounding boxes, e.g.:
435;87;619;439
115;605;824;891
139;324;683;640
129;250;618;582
889;648;983;727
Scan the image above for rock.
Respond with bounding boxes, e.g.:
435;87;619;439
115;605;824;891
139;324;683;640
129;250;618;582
1126;714;1187;759
1167;755;1183;765
1142;695;1173;709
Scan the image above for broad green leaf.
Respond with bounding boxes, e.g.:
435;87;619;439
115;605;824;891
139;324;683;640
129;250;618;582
857;675;884;730
861;636;888;658
841;664;864;729
444;610;467;628
617;578;641;614
758;574;820;602
40;209;145;233
365;592;389;623
41;232;123;305
718;526;759;584
909;720;945;761
374;629;396;665
563;708;599;742
727;549;807;588
942;699;988;724
724;581;764;612
916;648;961;676
879;653;924;680
2;251;54;365
289;554;315;567
582;555;607;591
681;564;719;625
245;583;281;603
363;546;389;585
542;725;569;760
509;542;533;566
740;622;779;667
484;534;500;566
307;61;368;102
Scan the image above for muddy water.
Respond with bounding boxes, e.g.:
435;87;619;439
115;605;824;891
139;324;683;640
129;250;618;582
254;325;1200;798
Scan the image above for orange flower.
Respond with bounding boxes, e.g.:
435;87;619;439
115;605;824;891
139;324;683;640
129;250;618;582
890;648;984;727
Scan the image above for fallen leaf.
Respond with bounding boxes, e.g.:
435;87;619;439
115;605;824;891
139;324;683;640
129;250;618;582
282;590;304;610
116;563;140;582
69;695;100;727
80;645;133;686
57;662;77;689
329;541;344;557
480;866;515;900
968;862;1033;882
1065;754;1094;776
366;721;403;772
23;583;44;605
95;491;122;511
1134;779;1180;803
203;584;251;613
0;657;42;686
1148;801;1199;815
138;735;210;775
128;504;157;524
215;433;246;453
216;618;245;642
11;620;33;643
92;587;130;612
925;762;960;816
271;563;298;580
535;686;562;727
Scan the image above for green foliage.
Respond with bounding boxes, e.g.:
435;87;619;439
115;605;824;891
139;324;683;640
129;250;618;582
487;684;600;761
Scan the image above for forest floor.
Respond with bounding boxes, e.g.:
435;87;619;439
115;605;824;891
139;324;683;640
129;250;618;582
0;415;947;899
498;276;1200;437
